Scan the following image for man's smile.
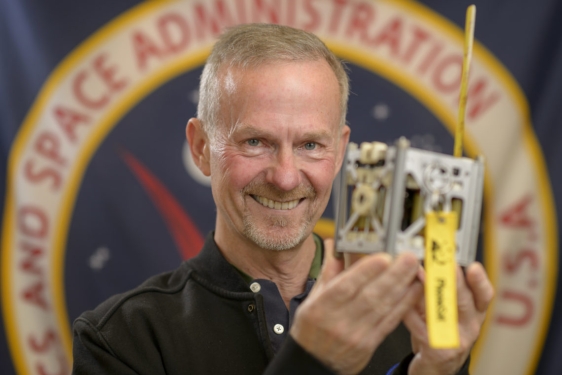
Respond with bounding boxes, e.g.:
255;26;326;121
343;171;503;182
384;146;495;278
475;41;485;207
251;195;303;210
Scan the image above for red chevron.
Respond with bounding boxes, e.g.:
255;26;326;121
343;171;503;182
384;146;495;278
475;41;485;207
121;150;203;260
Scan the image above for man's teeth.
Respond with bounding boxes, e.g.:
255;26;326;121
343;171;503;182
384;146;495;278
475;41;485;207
254;196;300;210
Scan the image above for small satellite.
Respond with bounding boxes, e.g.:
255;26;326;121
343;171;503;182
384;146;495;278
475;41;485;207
335;138;484;266
335;5;482;267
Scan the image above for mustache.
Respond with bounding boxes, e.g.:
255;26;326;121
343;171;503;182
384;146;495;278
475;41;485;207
243;180;315;201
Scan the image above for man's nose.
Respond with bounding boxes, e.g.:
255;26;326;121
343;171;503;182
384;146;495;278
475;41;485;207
266;147;301;191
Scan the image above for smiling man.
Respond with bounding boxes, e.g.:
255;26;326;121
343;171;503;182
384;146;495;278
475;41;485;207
72;24;493;375
205;59;339;253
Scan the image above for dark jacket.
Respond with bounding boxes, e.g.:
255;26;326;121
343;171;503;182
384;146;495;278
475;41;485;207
72;233;469;374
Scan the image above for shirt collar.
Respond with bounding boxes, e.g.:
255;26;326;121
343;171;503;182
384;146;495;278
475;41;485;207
234;233;324;284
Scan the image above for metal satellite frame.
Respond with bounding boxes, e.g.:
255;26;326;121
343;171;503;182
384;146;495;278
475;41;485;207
335;2;484;267
334;138;484;266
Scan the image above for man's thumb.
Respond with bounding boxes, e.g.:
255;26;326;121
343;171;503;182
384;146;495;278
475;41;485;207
317;238;344;285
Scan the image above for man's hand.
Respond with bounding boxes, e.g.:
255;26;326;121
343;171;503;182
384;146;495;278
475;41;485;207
403;263;494;375
290;239;423;375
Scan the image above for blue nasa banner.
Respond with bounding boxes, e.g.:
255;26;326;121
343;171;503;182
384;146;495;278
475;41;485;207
1;1;560;374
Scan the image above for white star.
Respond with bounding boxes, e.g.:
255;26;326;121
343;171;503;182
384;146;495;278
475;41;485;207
372;103;390;121
89;246;111;271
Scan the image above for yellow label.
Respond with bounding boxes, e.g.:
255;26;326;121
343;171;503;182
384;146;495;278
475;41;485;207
425;211;460;348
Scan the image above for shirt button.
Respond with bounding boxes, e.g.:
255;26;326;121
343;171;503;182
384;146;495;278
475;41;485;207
250;282;261;293
273;324;284;335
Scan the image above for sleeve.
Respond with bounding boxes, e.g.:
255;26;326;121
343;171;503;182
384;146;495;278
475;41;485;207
263;335;337;375
388;355;470;375
264;337;465;375
72;318;141;375
387;353;415;375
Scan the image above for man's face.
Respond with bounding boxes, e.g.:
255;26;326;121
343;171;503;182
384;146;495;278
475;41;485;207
208;60;349;251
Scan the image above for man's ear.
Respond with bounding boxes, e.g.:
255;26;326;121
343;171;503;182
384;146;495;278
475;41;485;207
186;118;211;176
335;125;351;174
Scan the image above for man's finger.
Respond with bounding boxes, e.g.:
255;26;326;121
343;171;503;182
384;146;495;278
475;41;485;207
403;293;428;342
381;280;424;330
340;252;394;286
365;253;420;300
456;265;478;316
354;253;420;326
319;252;393;307
465;262;494;312
317;238;345;285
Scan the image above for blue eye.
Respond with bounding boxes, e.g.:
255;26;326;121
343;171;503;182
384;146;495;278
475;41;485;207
247;139;260;146
304;142;316;150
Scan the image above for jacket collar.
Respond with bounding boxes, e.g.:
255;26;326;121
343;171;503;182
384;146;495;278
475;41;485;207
186;231;325;294
186;232;251;293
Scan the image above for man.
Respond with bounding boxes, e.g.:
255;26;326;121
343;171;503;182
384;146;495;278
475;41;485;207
73;23;493;375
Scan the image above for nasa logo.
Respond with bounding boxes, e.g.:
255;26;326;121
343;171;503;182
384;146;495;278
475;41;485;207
1;1;556;374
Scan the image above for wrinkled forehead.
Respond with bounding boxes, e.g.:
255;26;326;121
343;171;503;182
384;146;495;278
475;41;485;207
214;60;341;133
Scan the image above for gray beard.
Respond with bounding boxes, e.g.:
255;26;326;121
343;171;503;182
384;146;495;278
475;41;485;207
242;213;312;251
241;180;316;251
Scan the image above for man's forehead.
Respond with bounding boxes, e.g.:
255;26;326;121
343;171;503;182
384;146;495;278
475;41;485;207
216;61;340;104
210;60;342;137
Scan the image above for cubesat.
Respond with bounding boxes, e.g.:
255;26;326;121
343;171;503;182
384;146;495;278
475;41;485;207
335;137;484;266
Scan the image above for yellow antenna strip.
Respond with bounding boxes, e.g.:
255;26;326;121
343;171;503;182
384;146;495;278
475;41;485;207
454;5;476;158
424;5;477;348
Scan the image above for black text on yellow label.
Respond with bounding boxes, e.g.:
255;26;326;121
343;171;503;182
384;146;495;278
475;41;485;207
425;211;460;348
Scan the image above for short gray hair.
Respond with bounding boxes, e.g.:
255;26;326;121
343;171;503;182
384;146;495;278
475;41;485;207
197;23;349;136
